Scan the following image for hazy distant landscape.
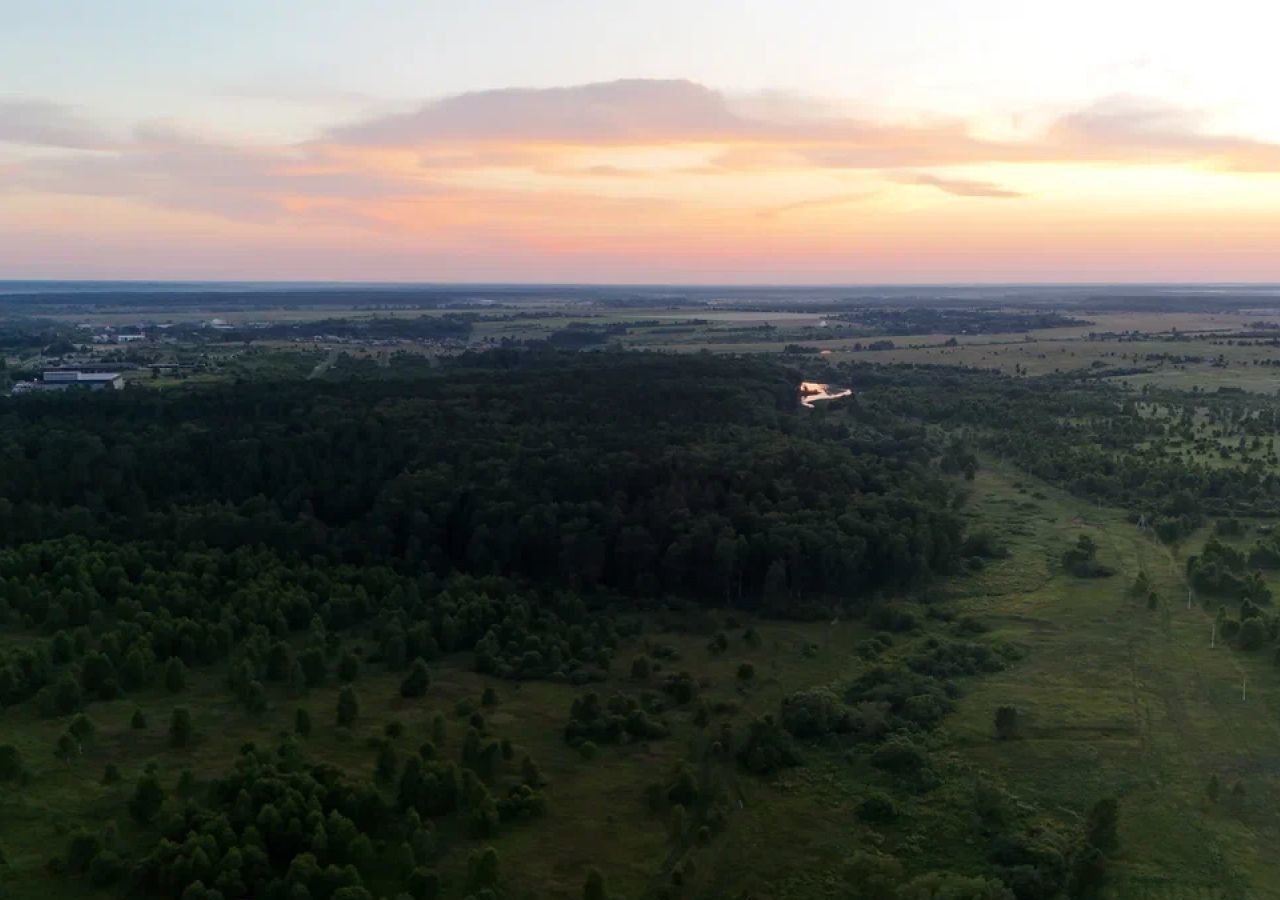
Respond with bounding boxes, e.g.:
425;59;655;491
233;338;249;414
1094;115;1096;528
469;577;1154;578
9;1;1280;898
4;280;1280;900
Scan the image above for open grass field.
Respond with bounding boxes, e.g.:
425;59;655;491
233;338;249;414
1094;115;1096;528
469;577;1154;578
950;465;1280;899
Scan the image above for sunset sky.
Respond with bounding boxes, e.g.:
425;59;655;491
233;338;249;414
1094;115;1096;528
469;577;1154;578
6;0;1280;283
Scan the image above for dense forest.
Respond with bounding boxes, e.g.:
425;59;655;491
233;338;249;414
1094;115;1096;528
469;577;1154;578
0;352;965;611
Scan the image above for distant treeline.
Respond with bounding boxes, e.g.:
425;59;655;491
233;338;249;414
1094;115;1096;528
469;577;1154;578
5;281;1280;314
833;307;1090;335
220;315;474;343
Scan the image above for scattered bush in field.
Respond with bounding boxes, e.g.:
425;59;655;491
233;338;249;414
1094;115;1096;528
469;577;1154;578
565;691;668;746
168;707;192;747
0;745;23;781
1084;797;1119;855
400;659;431;698
994;705;1021;740
128;773;164;824
962;529;1009;560
583;867;608;900
337;686;359;726
907;637;1018;678
1063;535;1114;578
661;671;698;705
870;736;929;776
780;689;849;738
1237;616;1267;650
737;716;801;774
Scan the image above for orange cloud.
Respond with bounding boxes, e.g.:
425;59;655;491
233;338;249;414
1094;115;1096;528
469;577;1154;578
9;80;1280;280
892;172;1025;198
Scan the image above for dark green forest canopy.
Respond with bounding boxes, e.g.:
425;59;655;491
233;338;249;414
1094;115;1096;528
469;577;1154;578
0;353;965;635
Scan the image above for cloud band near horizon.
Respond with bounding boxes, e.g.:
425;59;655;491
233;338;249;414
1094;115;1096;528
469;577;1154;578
5;79;1280;281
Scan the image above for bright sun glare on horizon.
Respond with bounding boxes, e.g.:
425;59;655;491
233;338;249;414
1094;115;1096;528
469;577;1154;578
5;0;1280;283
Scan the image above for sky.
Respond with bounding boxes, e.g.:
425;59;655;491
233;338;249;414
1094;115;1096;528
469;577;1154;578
5;0;1280;284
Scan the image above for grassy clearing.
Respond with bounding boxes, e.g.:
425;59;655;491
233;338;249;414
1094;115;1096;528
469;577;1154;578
949;465;1280;899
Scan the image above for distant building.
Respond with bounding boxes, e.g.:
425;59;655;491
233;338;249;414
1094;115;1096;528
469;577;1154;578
40;370;124;391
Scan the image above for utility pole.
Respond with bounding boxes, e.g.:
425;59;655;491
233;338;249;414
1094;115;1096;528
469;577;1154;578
1243;676;1248;702
1211;622;1216;649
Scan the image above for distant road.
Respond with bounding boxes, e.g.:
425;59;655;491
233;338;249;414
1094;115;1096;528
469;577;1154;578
308;349;339;379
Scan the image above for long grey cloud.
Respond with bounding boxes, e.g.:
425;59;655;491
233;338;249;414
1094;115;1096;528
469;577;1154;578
0;98;112;149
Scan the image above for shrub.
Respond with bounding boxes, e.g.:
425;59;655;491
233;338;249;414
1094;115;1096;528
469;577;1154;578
128;773;165;824
870;736;928;776
1085;797;1119;855
857;790;898;824
0;745;22;781
994;705;1021;740
737;716;801;774
780;689;848;737
1238;616;1267;651
400;659;431;698
168;707;192;748
337;686;359;726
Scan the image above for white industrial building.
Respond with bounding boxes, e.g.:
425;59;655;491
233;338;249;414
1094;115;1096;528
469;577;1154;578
40;371;125;391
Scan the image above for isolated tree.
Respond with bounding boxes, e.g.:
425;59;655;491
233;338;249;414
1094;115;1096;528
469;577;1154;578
583;867;608;900
164;658;187;693
69;713;96;747
994;705;1021;740
1085;797;1119;854
1238;617;1267;650
337;686;359;727
0;745;23;781
128;773;165;824
289;659;309;697
1127;570;1152;600
400;659;431;699
1066;844;1107;899
300;648;326;687
169;707;193;747
466;846;500;893
130;708;148;730
338;651;360;683
406;867;440;900
55;731;79;765
243;679;268;714
377;743;399;783
295;707;312;737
